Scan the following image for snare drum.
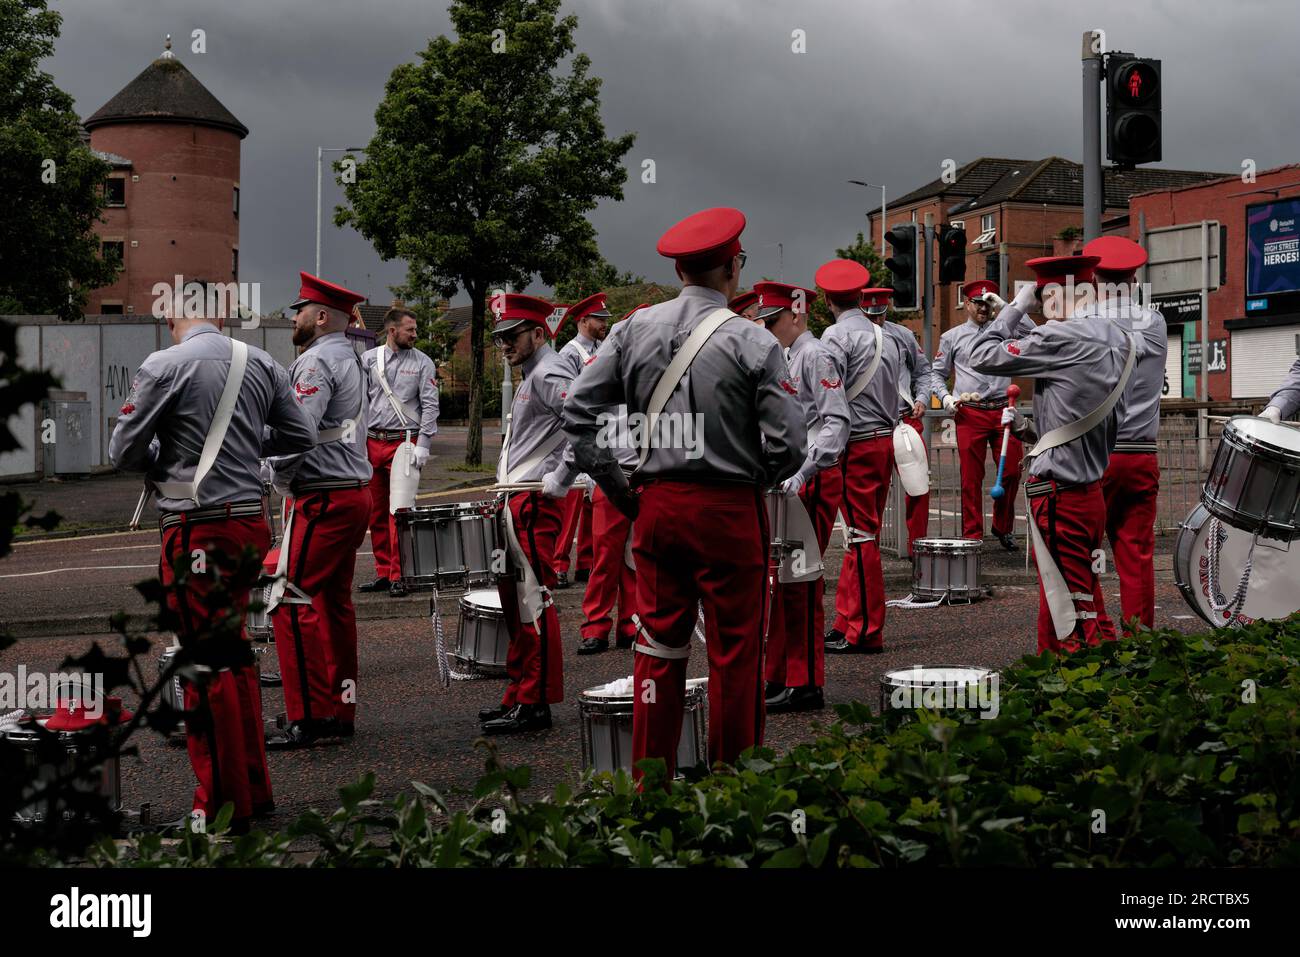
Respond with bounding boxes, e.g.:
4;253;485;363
879;665;995;715
245;585;273;641
1173;503;1300;627
396;501;499;591
156;645;186;728
910;538;982;602
1203;416;1300;541
453;590;509;677
3;722;122;823
578;677;707;776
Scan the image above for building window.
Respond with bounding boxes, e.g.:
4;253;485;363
233;186;240;218
985;253;1001;286
232;248;238;279
104;178;126;206
981;213;995;233
100;302;124;315
101;241;124;264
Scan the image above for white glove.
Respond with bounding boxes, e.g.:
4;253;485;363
412;446;430;468
147;438;161;466
981;292;1008;309
1261;406;1283;424
942;395;959;413
1012;282;1038;312
258;459;273;484
541;469;568;499
781;472;805;495
1000;407;1015;427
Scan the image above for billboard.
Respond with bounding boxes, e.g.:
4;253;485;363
1246;198;1300;314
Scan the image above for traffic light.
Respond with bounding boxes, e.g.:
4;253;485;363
1106;54;1161;167
884;224;919;310
938;224;967;284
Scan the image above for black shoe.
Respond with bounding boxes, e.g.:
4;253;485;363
997;532;1019;552
824;628;845;645
334;721;355;738
260;671;282;687
615;634;634;650
555;571;570;590
769;685;825;713
577;637;609;655
482;703;552;735
764;681;785;701
389;579;408;598
358;577;390;593
574;569;590;584
824;636;857;654
862;644;885;655
265;719;329;750
479;704;510;722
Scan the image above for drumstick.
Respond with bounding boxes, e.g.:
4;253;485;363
489;482;545;493
128;484;153;530
989;384;1021;500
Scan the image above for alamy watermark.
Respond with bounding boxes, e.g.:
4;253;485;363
0;668;104;717
596;404;705;460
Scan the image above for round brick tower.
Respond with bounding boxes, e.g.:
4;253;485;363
83;36;247;317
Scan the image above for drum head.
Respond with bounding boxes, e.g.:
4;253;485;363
582;675;635;701
461;589;502;610
883;665;990;687
1173;504;1300;626
912;538;980;553
1227;416;1300;457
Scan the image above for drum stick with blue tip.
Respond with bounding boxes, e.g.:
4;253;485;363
989;384;1021;500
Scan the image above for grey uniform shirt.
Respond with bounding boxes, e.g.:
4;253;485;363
108;324;316;513
502;341;576;484
1269;357;1300;419
820;308;909;437
934;315;1036;400
563;284;806;490
361;345;440;449
268;331;372;489
886;320;946;416
786;330;850;479
969;302;1136;486
556;333;599;379
1100;295;1167;444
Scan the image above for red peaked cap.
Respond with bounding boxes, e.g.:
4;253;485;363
657;207;746;270
291;271;366;313
45;695;133;732
728;291;759;314
1025;254;1100;289
562;292;611;329
754;281;818;319
621;303;649;321
1083;236;1148;282
860;287;894;313
815;259;872;300
492;293;554;334
961;279;1000;300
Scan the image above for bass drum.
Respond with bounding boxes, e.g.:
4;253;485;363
1173;504;1300;627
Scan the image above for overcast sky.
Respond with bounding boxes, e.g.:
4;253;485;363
49;0;1294;309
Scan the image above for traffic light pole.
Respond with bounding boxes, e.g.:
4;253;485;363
1082;31;1104;242
922;212;935;439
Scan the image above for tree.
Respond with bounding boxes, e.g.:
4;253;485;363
389;265;458;364
337;0;635;465
553;256;642;303
809;230;892;337
0;0;118;320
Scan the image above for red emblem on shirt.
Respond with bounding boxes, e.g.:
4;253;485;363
119;403;135;415
584;355;598;366
779;379;798;395
295;382;320;398
1005;342;1022;356
820;377;842;390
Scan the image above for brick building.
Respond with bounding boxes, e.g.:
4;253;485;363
865;157;1226;354
82;38;247;316
1128;164;1300;403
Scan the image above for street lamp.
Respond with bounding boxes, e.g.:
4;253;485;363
316;145;367;276
848;179;887;256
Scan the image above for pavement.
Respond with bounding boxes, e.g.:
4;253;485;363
0;428;1211;831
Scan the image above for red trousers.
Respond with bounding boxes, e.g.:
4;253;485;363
1102;451;1160;630
631;481;769;780
832;436;893;649
580;486;637;642
956;405;1021;539
498;492;565;706
159;515;271;823
767;465;843;688
1028;479;1117;654
901;416;930;549
365;437;404;580
551;487;593;574
272;486;370;725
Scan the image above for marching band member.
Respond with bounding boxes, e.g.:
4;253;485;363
969;255;1138;653
818;262;907;654
481;294;577;735
358;306;440;598
729;290;760;319
1263;358;1300;422
563;207;806;780
265;273;374;749
1085;236;1168;630
934;279;1034;550
755;281;849;712
870;287;943;549
550;296;605;589
573;299;644;656
108;294;315;831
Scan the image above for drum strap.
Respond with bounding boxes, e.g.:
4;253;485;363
846;321;884;402
373;347;420;430
1027;328;1137;460
317;354;369;444
775;490;823;583
156;338;248;506
265;502;313;612
500;493;550;627
630;614;690;660
637;307;735;471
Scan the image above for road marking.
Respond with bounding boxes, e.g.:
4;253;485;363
92;544;159;552
0;564;155;579
12;529;151;548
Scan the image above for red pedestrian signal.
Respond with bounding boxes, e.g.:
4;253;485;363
1106;55;1162;167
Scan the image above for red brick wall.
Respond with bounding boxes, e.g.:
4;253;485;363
87;122;241;316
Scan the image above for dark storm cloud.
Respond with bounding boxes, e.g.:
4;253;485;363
49;0;1293;308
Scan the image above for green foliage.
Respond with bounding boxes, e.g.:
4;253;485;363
0;0;118;319
102;620;1300;868
553;257;643;304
